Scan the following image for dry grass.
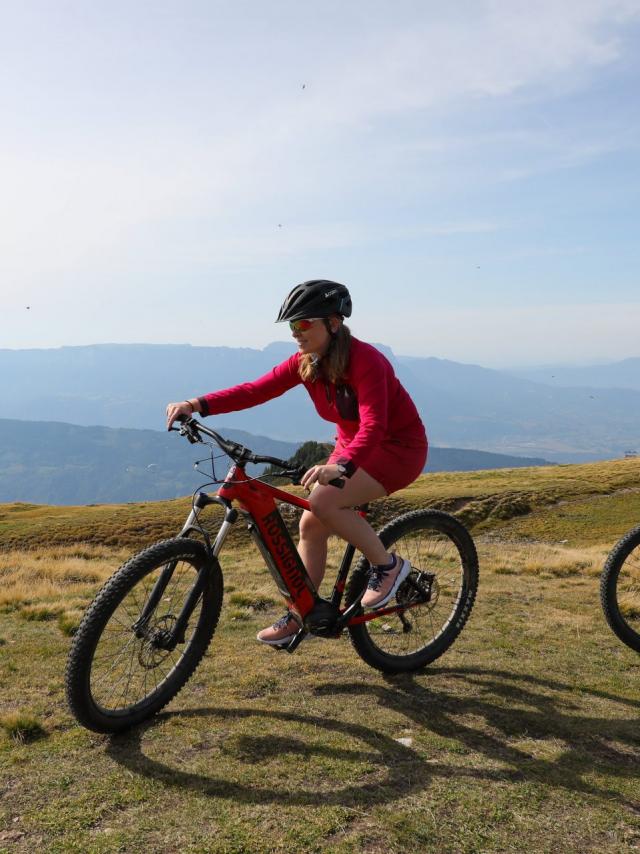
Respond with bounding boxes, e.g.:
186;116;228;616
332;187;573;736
57;609;85;637
481;540;610;578
1;544;639;854
0;530;614;629
618;593;640;620
2;457;640;554
1;461;640;851
0;712;46;744
0;545;128;611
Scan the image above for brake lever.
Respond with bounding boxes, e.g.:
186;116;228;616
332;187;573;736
170;415;202;444
282;467;305;485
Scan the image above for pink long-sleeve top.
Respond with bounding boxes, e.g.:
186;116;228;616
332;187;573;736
198;337;427;474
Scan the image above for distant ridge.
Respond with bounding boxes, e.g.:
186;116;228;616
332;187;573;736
426;447;550;473
0;418;552;505
508;357;640;391
1;342;639;461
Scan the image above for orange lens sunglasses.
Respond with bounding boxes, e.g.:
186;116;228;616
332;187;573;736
289;318;320;333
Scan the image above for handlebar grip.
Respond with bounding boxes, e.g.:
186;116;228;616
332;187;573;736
328;477;345;489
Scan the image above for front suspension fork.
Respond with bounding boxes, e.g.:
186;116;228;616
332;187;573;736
133;497;236;649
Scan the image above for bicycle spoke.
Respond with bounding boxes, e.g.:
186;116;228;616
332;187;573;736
87;557;206;713
66;529;223;733
101;641;138;710
91;634;138;686
618;546;640;632
357;518;472;659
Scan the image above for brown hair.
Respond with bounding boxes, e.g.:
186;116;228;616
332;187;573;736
298;321;352;384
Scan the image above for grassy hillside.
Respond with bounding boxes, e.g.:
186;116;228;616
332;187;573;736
2;456;639;550
0;459;639;852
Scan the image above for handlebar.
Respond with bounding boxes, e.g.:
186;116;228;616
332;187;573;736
172;416;344;487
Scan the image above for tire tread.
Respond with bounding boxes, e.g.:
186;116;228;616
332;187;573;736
65;538;222;733
600;524;640;653
346;510;478;674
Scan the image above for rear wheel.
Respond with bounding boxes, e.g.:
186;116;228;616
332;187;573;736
65;538;222;733
600;525;640;653
346;510;478;674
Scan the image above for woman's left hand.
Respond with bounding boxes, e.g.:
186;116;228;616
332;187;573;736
301;464;343;490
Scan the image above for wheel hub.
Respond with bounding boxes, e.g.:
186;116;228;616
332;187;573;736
138;615;177;668
396;571;438;610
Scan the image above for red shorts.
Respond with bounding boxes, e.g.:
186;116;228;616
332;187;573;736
328;437;428;495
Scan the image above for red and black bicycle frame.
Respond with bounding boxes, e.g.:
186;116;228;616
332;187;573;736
203;463;421;644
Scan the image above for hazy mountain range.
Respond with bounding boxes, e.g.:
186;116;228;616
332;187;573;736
2;342;639;464
508;358;640;391
0;419;550;505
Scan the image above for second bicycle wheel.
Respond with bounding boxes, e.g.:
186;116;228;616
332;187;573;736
66;537;223;733
345;510;478;674
600;524;640;653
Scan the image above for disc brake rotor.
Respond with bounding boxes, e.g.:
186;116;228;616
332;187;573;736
138;615;177;669
396;571;439;610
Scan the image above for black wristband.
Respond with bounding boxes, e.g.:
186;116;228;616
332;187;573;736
336;458;357;478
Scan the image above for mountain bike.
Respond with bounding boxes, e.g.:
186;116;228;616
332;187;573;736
600;524;640;653
66;417;479;733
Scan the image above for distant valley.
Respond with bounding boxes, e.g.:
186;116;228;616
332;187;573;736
0;418;551;505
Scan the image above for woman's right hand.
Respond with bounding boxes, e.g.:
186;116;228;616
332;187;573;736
166;400;197;430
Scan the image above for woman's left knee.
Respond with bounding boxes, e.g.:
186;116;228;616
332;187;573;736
309;489;340;521
299;509;328;540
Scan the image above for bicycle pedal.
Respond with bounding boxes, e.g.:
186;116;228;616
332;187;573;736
284;628;307;653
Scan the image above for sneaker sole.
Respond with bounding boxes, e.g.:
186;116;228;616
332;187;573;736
256;632;297;647
256;632;319;648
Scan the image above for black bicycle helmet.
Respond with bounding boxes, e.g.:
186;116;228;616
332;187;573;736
276;279;352;323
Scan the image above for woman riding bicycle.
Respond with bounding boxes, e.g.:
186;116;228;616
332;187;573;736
166;280;428;646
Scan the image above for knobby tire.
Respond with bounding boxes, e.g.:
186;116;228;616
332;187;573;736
345;510;479;674
65;538;223;733
600;524;640;653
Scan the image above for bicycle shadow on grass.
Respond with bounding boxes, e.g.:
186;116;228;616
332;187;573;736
106;704;432;807
314;665;640;811
106;664;640;810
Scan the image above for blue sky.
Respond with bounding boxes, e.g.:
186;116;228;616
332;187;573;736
1;1;639;366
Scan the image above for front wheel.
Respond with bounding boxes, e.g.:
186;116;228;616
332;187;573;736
65;538;223;733
346;510;479;674
600;525;640;653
